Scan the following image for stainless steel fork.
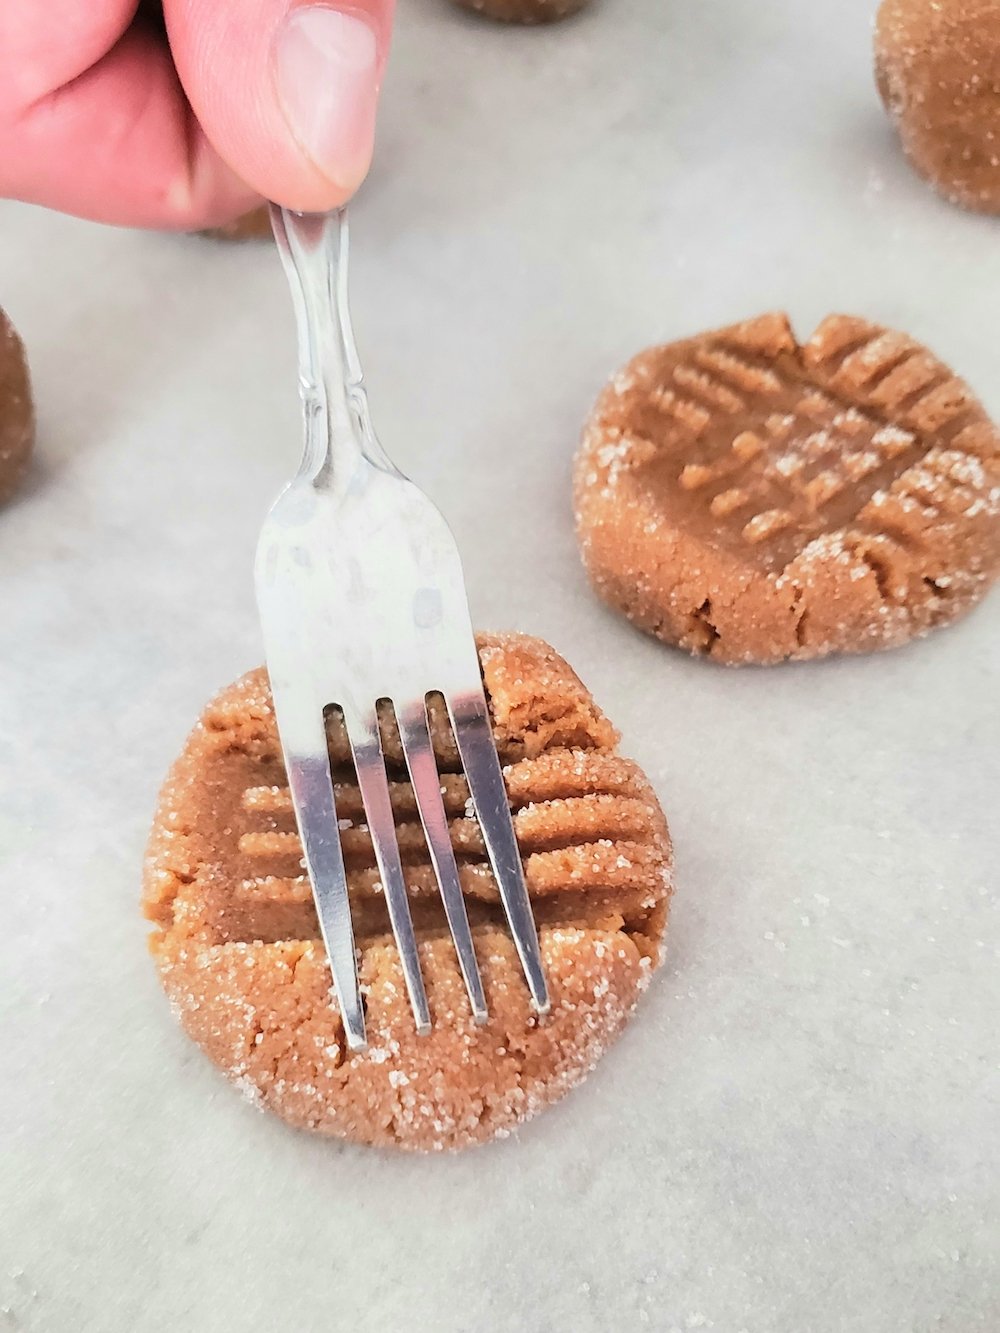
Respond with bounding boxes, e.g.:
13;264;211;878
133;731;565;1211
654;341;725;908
255;205;549;1052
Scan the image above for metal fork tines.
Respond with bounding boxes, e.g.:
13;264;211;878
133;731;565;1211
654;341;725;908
255;204;549;1052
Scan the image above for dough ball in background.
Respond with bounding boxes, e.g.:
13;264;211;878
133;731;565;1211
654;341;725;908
199;207;272;242
875;0;1000;213
0;308;34;506
450;0;589;24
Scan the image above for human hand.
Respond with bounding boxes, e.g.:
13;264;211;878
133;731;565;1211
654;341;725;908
0;1;394;230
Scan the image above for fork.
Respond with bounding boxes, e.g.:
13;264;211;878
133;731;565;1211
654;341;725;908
255;205;550;1052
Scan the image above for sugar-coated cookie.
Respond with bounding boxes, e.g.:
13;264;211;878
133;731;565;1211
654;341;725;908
144;633;672;1150
575;313;1000;664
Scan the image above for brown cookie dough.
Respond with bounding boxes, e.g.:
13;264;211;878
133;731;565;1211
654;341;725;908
0;308;34;505
200;207;271;241
875;0;1000;213
574;312;1000;665
451;0;587;22
144;632;672;1151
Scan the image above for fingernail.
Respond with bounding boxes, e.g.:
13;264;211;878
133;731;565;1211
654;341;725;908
274;6;381;194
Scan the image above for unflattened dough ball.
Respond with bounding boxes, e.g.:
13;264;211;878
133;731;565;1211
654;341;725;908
574;312;1000;665
451;0;588;22
201;206;272;241
144;632;672;1151
875;0;1000;213
0;308;34;505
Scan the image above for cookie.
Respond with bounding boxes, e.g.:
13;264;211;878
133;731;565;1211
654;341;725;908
144;632;672;1151
451;0;588;23
200;206;271;242
574;312;1000;665
875;0;1000;213
0;308;34;505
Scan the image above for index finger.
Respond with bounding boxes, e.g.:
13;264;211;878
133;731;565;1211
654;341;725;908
0;1;258;229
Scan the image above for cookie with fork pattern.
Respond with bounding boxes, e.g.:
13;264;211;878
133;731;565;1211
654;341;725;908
574;312;1000;664
143;632;672;1151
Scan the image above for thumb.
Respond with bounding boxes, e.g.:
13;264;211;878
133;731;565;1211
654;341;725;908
165;0;394;212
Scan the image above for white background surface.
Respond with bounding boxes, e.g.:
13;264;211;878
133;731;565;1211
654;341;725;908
2;1;999;1329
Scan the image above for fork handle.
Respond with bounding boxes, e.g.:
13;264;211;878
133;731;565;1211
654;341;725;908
270;204;387;485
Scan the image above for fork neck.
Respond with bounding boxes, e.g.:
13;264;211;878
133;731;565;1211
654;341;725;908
271;204;384;487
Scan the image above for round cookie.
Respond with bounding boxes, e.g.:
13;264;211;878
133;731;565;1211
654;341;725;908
875;0;1000;213
0;307;34;505
451;0;587;23
574;312;1000;665
201;206;271;242
144;632;672;1151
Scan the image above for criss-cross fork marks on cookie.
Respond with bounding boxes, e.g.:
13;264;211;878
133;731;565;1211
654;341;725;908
606;313;996;575
575;312;1000;663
